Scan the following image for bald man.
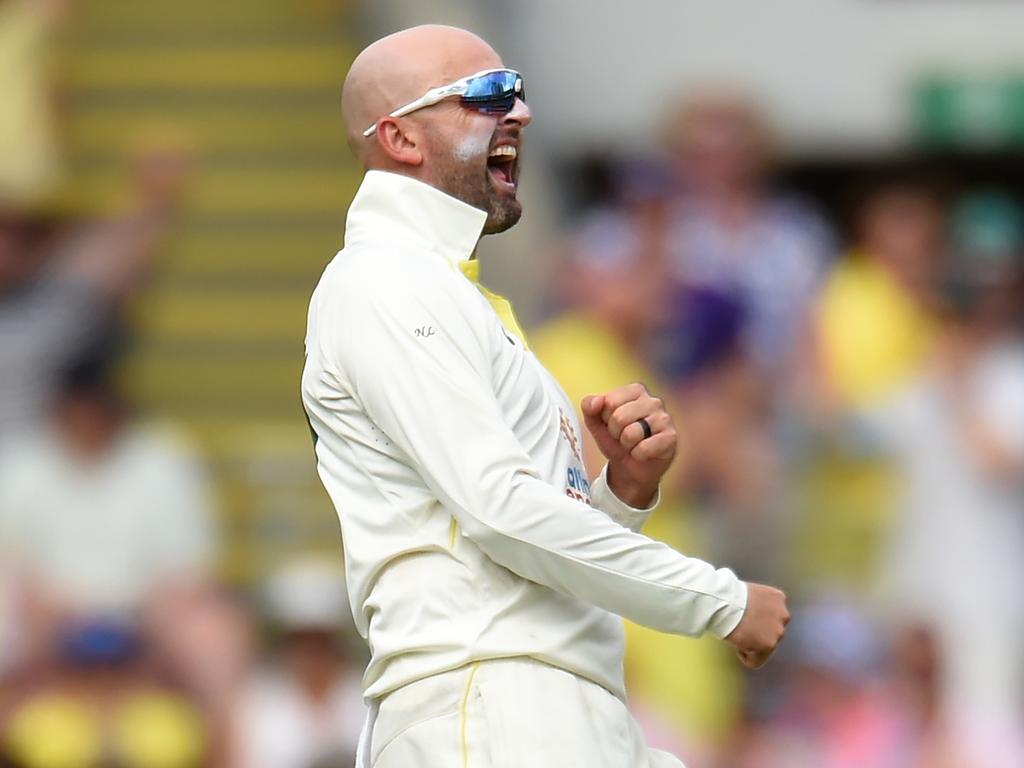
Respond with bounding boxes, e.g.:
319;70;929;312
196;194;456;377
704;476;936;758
302;25;789;768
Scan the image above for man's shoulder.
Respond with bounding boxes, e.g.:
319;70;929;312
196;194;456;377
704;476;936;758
318;242;462;305
317;246;492;342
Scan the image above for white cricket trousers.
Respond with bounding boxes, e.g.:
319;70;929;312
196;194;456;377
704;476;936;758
357;657;686;768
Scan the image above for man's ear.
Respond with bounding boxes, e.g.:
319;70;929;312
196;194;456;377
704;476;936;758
374;119;424;166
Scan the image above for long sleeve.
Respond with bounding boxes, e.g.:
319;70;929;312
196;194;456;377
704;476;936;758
332;271;747;640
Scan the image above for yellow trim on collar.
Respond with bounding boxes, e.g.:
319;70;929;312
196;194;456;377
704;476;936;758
459;260;530;348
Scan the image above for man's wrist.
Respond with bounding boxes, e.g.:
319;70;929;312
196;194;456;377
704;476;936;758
606;463;659;509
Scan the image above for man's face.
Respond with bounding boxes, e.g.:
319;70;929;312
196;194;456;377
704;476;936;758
416;75;532;235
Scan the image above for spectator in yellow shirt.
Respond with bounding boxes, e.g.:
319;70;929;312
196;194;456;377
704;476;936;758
792;183;943;588
817;184;942;409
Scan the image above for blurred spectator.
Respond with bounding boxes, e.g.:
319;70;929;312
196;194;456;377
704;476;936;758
0;353;218;657
671;347;785;583
1;618;207;768
532;207;744;758
0;149;186;440
0;0;70;204
0;560;28;681
886;624;972;768
145;586;252;766
632;89;837;582
533;199;674;474
866;191;1024;767
816;184;944;410
234;558;364;768
791;184;945;589
724;600;911;768
660;88;835;382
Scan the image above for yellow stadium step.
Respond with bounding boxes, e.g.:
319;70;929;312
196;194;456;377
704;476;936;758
64;45;351;90
73;0;350;33
66;110;347;155
60;165;360;216
159;233;339;280
123;353;303;410
131;288;312;343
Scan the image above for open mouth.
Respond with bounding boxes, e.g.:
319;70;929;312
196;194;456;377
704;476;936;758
487;145;518;193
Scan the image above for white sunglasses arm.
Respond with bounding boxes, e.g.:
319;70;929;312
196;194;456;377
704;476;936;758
361;83;466;138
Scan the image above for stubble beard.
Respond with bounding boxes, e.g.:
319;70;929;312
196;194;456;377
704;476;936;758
433;141;522;235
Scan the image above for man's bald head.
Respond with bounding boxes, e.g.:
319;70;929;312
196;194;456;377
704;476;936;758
341;25;502;166
341;25;531;236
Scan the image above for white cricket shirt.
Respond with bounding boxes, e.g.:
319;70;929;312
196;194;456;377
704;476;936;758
301;170;747;702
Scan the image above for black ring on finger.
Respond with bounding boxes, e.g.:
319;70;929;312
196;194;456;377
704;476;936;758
636;417;653;441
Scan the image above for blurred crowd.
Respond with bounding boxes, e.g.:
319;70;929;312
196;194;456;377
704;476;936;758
0;140;364;768
1;2;1023;767
534;90;1024;768
0;167;366;767
0;2;366;766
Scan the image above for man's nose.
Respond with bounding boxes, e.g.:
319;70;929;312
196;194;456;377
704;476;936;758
502;97;532;128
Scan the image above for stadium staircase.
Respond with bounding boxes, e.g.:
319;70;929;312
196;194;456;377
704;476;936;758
59;0;361;584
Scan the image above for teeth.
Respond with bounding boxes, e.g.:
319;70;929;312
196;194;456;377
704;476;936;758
488;146;517;160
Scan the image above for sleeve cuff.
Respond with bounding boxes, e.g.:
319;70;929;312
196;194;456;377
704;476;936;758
706;576;748;639
589;463;660;532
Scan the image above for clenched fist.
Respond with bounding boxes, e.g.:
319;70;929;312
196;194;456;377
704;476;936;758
726;582;790;669
582;382;678;508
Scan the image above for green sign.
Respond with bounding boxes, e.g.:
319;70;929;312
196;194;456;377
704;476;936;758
914;74;1024;148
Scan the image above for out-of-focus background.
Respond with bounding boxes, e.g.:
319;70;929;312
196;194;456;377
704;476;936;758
1;1;1023;766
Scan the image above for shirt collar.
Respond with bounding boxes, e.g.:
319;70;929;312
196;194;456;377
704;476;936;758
344;170;488;268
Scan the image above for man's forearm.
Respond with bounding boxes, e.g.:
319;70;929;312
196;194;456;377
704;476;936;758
450;470;747;640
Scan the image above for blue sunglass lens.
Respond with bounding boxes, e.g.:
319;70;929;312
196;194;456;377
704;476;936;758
461;72;524;113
